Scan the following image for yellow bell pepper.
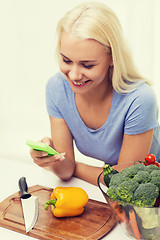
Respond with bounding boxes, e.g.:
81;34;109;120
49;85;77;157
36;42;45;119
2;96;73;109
44;186;89;217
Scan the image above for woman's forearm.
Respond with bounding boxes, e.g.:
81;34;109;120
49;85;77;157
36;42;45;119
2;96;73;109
73;161;103;186
45;154;103;185
48;156;75;181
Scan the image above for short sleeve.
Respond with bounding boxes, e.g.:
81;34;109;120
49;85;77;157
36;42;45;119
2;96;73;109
124;85;159;135
46;75;63;118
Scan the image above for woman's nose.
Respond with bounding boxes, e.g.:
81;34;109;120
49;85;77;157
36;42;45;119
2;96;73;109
68;65;82;81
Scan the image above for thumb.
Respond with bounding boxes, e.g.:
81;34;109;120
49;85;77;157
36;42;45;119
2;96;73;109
41;137;51;146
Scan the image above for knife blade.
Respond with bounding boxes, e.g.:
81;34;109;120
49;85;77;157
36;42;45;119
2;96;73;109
18;177;39;233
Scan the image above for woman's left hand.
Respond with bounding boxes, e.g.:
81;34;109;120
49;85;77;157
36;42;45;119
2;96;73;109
33;152;66;168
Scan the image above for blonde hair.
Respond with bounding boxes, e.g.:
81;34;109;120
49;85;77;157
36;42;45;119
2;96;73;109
56;1;150;93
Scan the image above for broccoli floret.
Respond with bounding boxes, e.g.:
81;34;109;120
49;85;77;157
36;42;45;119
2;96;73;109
146;164;160;174
133;183;159;207
134;164;147;171
117;180;139;203
150;170;160;190
133;171;151;184
107;186;119;200
109;172;130;187
120;164;146;178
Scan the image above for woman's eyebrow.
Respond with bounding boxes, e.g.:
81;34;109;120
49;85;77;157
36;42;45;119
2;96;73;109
60;53;97;63
80;60;97;63
60;53;70;59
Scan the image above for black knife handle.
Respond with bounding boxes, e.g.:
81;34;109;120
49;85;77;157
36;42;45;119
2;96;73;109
18;177;31;199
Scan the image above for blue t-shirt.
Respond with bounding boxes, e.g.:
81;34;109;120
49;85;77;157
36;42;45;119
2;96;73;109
46;72;160;165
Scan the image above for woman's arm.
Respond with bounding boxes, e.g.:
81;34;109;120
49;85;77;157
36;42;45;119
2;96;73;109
31;115;154;185
31;115;103;184
31;116;75;180
48;116;75;180
74;129;154;185
118;129;154;164
49;116;104;184
73;162;103;185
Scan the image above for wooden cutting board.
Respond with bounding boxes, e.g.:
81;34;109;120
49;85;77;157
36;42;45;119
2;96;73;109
0;185;117;240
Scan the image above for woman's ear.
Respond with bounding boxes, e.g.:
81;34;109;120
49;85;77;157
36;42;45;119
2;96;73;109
110;54;113;66
110;59;113;67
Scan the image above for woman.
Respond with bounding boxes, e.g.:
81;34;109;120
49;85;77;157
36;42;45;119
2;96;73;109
30;2;160;185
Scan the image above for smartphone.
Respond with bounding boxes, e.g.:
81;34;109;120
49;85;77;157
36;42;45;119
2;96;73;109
26;140;59;156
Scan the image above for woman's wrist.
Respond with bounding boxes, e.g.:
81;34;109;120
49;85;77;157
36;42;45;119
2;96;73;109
73;161;103;186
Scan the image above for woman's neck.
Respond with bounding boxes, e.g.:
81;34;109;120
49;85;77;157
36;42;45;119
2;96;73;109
76;80;113;107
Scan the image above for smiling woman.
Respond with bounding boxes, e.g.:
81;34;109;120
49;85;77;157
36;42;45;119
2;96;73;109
28;1;160;186
59;31;113;95
0;0;159;165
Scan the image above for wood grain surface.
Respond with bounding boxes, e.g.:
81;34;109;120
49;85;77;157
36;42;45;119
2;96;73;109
0;185;117;240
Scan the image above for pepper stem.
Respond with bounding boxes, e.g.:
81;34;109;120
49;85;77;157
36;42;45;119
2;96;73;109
44;198;57;210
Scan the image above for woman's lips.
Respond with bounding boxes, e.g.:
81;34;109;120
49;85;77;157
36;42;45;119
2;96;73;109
72;80;91;87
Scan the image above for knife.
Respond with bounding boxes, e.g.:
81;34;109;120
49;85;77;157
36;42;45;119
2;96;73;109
18;177;39;233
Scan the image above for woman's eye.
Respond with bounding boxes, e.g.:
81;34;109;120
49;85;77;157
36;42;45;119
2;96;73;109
62;58;94;69
62;58;71;64
82;64;94;69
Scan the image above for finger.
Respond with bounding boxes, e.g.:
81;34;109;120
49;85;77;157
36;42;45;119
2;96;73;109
54;153;66;161
33;156;61;167
30;149;48;158
33;157;49;167
41;137;51;145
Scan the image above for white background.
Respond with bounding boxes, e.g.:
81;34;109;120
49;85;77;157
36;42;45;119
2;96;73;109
0;0;160;163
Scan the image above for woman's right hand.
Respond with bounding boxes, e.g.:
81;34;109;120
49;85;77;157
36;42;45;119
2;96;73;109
30;136;66;167
30;135;75;180
30;136;53;159
31;117;75;180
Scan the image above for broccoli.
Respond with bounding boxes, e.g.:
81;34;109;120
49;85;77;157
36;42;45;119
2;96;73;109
116;180;139;203
106;163;160;208
133;170;151;184
104;162;160;240
146;164;160;174
107;186;119;200
150;170;160;190
109;172;130;187
120;164;146;178
132;183;159;207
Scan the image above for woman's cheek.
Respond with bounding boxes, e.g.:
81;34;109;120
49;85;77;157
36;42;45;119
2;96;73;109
60;63;69;75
